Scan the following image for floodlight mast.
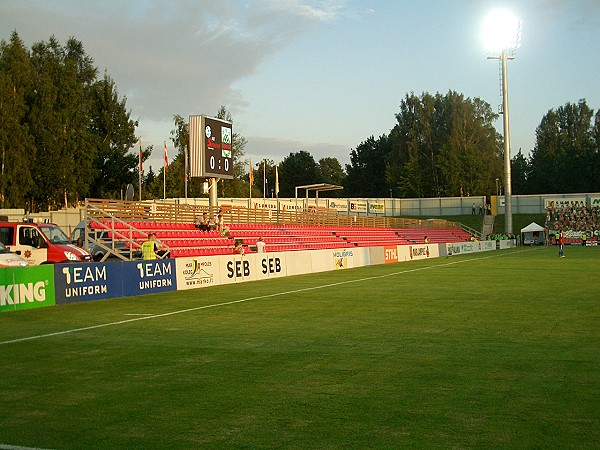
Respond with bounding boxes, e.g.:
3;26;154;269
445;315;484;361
484;10;521;236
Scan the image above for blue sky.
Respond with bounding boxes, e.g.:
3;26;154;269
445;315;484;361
2;0;599;173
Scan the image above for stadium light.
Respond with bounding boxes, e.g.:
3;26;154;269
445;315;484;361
483;9;522;236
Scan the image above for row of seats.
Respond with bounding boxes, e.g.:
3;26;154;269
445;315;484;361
91;220;471;257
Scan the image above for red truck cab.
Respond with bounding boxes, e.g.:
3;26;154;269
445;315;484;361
0;222;92;265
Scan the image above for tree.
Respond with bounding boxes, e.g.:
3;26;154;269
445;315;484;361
88;73;138;199
510;149;529;195
278;151;318;198
345;135;391;197
27;36;98;209
0;31;35;208
528;100;596;194
317;157;345;197
0;32;140;209
386;91;503;198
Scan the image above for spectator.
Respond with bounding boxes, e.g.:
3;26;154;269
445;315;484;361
194;212;211;231
233;241;244;255
423;236;429;244
215;212;230;237
142;233;167;260
256;237;266;253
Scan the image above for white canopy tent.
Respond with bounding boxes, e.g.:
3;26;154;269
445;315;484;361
520;222;546;245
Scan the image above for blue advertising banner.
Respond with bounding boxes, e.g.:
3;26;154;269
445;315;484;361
54;262;123;305
121;259;176;297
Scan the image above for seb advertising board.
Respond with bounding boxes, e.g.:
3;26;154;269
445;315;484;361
55;262;122;304
219;254;256;285
1;265;55;313
253;253;287;280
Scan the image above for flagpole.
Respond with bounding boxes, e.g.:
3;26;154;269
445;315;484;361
138;139;142;201
163;141;167;200
249;159;253;208
263;160;266;200
275;164;279;224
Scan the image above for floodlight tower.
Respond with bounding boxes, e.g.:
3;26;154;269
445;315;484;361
483;10;522;235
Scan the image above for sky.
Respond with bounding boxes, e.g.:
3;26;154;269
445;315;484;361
2;0;600;173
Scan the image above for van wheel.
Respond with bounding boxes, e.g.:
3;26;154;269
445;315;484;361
93;253;104;262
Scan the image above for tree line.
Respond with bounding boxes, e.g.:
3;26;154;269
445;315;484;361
2;32;599;212
0;32;141;211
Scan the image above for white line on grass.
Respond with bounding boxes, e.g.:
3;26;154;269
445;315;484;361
0;250;525;346
0;444;55;450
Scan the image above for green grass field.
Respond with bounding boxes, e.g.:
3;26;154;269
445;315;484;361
1;246;599;449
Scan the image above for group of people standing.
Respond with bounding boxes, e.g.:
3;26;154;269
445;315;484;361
472;203;492;216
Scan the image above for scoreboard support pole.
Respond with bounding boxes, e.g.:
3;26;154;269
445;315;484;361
209;178;218;207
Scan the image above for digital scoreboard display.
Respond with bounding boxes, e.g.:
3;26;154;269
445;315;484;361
189;115;233;179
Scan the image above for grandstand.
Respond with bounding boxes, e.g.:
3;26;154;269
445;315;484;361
83;198;476;260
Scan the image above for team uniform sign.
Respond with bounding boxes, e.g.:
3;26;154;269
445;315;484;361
54;262;121;304
121;259;177;297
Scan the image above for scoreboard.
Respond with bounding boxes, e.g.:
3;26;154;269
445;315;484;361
189;115;233;179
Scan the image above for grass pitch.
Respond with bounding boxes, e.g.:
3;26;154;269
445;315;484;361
1;246;599;449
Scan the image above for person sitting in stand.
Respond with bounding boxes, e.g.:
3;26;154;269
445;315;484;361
194;212;211;231
233;241;245;255
423;236;430;245
215;212;230;237
194;215;202;229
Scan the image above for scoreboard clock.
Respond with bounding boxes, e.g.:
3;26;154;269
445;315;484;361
189;115;233;179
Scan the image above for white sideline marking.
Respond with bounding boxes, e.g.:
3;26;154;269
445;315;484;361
123;313;154;316
0;251;523;346
0;444;55;450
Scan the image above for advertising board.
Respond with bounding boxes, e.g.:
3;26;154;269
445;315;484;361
368;202;385;214
349;201;367;213
176;256;220;290
327;199;348;212
253;253;287;280
384;246;398;264
1;265;55;312
121;259;177;297
54;262;122;304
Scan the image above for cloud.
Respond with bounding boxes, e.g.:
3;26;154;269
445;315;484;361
0;0;348;124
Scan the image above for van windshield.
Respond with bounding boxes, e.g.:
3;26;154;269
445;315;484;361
39;224;70;244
